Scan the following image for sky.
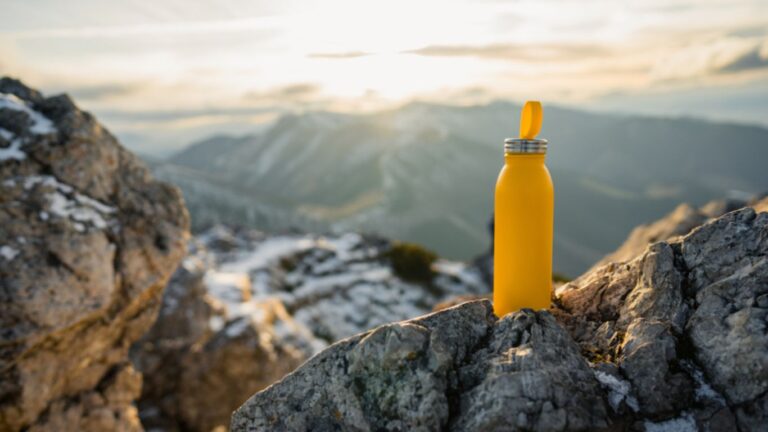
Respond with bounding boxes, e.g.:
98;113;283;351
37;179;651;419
1;0;767;154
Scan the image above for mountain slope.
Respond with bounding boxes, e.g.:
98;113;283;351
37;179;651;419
156;101;768;276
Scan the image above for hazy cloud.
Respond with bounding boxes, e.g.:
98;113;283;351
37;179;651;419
243;83;322;102
404;43;609;62
717;43;768;73
64;83;142;101
3;16;281;39
307;51;371;59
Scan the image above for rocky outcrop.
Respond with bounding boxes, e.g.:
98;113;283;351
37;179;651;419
132;225;488;431
0;78;189;431
232;301;610;431
592;195;767;269
233;207;768;431
132;238;316;432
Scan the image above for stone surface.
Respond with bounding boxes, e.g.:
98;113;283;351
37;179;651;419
131;241;315;431
133;226;488;431
233;206;768;431
0;78;189;431
557;208;768;430
591;195;767;270
232;300;496;431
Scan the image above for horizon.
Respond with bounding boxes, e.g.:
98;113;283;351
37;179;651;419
2;0;767;154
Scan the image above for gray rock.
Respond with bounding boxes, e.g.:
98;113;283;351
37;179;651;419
234;206;767;432
232;301;610;431
452;311;608;431
232;300;495;431
590;195;768;271
0;78;189;431
558;208;768;430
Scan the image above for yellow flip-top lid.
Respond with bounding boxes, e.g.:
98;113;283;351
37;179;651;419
519;101;543;140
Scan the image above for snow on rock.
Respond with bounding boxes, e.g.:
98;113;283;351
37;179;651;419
0;78;189;432
0;127;25;161
0;245;19;260
0;92;56;135
135;224;489;431
193;225;488;343
680;359;727;405
3;175;118;232
644;413;697;432
0;92;57;162
593;370;639;412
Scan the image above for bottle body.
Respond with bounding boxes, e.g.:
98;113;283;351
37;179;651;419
493;153;554;316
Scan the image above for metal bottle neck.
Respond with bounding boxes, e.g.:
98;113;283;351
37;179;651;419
504;138;548;154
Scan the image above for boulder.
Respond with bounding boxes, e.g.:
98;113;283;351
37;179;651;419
233;207;768;431
0;78;189;431
132;240;316;431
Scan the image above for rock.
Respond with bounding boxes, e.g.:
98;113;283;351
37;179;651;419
232;301;610;432
451;311;609;431
557;208;767;429
232;300;494;431
132;239;317;431
233;207;767;431
592;195;768;270
174;312;308;432
133;225;488;431
27;363;143;432
0;78;189;431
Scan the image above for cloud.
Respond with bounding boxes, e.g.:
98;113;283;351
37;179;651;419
63;83;142;101
98;106;280;124
4;16;281;39
651;37;768;81
404;43;610;62
307;51;371;59
243;83;322;103
717;43;768;73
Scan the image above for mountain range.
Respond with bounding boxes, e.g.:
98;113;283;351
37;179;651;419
150;101;768;276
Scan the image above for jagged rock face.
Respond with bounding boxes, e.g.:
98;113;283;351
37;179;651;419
231;301;610;431
557;208;768;430
0;78;189;431
133;225;487;431
592;195;767;270
233;207;767;431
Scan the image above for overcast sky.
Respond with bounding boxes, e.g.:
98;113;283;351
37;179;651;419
1;0;767;152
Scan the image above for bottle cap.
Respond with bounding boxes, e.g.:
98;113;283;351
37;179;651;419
505;101;547;154
519;101;543;139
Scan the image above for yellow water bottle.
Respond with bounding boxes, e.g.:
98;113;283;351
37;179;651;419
493;101;553;316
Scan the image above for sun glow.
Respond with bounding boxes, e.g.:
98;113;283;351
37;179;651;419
2;0;767;146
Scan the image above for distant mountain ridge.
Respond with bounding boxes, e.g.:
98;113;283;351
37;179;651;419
153;100;768;276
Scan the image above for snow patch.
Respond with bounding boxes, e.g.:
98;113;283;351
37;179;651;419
18;175;117;231
594;370;639;412
220;236;314;273
0;245;19;260
0;127;25;161
644;413;697;432
209;315;225;333
680;360;726;404
0;93;56;135
205;271;252;304
193;225;487;355
225;318;252;338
